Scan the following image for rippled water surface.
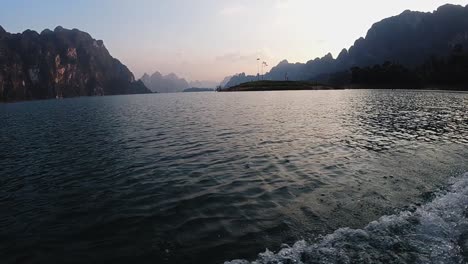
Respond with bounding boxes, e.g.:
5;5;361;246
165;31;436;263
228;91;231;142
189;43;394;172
1;90;467;264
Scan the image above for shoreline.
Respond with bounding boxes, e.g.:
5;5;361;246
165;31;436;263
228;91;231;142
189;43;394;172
1;86;467;103
220;81;468;93
219;80;342;92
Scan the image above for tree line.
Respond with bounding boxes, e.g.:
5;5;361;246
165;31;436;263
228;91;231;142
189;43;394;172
348;45;468;90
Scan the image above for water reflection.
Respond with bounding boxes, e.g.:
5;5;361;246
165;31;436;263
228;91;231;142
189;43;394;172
0;91;467;264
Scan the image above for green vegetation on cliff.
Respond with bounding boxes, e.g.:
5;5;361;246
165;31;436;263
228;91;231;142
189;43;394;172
219;80;341;92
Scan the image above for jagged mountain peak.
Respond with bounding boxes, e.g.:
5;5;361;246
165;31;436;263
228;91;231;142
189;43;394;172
141;71;190;93
151;71;162;78
337;49;348;61
323;53;334;60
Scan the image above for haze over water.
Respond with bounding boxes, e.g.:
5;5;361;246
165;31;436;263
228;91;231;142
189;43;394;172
1;90;467;263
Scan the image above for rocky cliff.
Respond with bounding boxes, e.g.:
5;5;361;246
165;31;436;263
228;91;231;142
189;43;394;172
0;26;151;102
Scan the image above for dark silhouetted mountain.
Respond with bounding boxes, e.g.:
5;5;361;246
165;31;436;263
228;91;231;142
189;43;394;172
223;73;258;88
224;4;468;87
219;75;233;88
350;44;468;90
0;26;151;102
141;71;189;93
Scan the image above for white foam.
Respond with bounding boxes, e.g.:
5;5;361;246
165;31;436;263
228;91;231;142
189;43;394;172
226;173;468;264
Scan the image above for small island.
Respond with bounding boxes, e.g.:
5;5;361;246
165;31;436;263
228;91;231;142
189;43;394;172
183;87;215;93
219;80;342;92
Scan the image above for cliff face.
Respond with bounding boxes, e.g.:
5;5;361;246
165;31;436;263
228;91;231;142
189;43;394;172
0;26;151;102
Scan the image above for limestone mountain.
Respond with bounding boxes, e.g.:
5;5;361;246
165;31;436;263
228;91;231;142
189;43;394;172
0;26;151;102
224;4;468;87
219;75;232;88
140;72;189;93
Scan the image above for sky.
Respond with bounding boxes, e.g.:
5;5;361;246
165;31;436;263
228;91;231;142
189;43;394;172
0;0;467;83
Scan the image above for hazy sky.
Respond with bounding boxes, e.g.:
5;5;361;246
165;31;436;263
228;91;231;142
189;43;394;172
1;0;467;82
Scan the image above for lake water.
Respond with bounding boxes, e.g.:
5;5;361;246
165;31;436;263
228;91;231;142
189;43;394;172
1;90;467;264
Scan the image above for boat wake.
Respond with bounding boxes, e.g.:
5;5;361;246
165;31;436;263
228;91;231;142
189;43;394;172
226;173;468;264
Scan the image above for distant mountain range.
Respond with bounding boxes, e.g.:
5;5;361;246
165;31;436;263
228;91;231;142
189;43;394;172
141;72;189;93
223;4;468;88
0;26;151;102
140;72;226;93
